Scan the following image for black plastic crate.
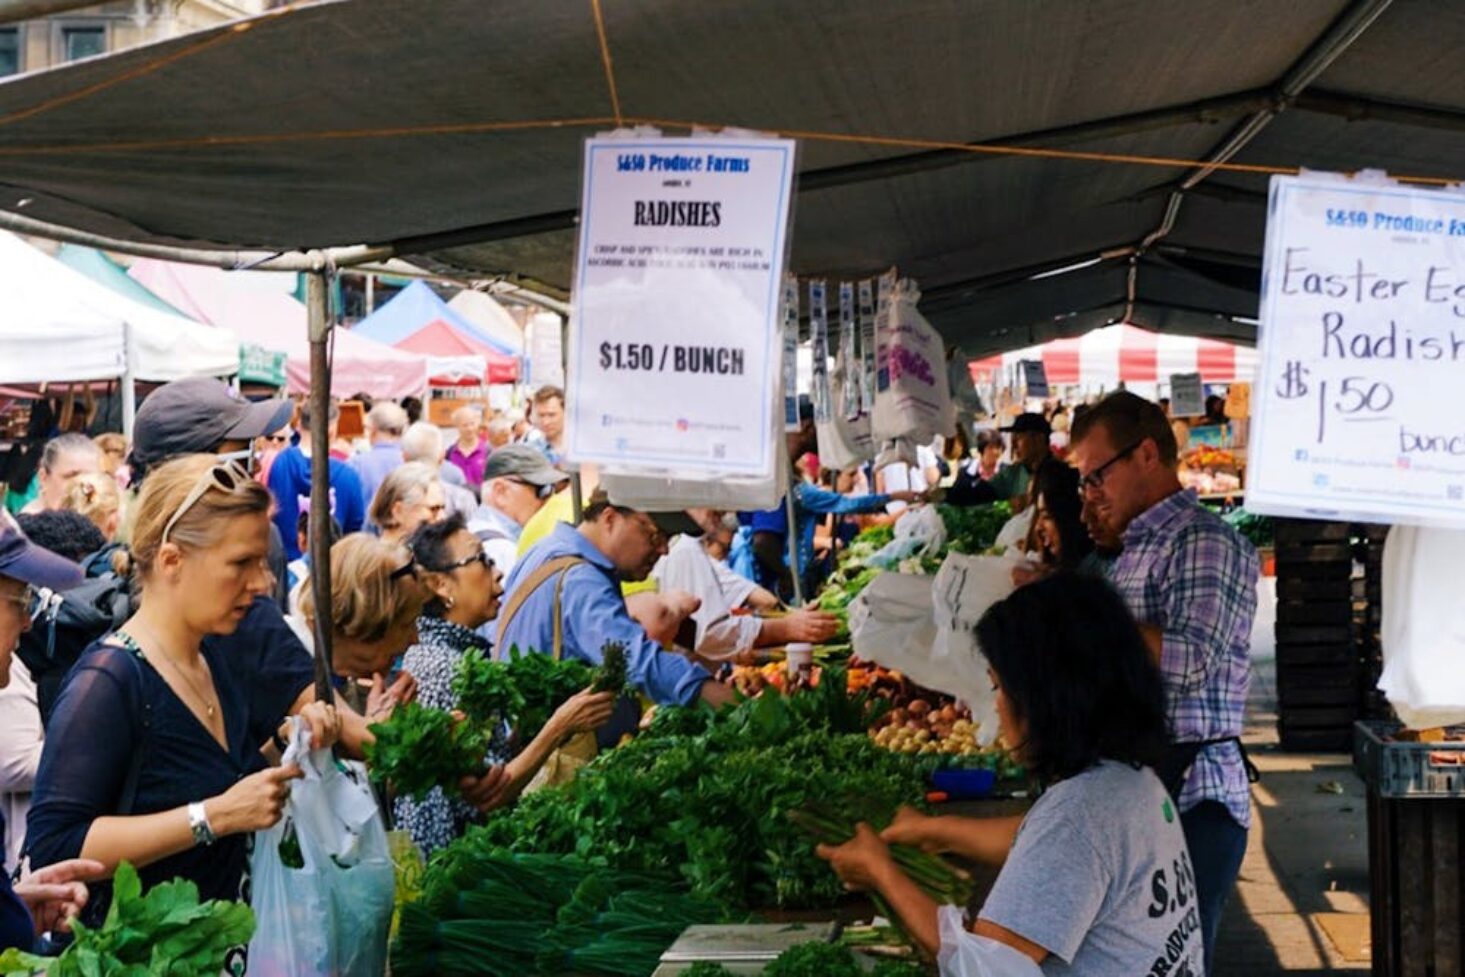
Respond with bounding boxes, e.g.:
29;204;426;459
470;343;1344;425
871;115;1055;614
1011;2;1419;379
1277;665;1360;708
1280;577;1353;601
1355;721;1465;799
1275;600;1354;626
1280;726;1355;752
1274;520;1352;544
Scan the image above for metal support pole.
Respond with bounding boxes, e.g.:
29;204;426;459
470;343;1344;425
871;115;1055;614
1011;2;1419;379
784;463;804;606
120;321;136;440
305;269;335;703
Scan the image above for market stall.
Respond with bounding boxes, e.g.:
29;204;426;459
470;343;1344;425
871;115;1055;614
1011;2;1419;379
127;258;467;400
966;323;1257;388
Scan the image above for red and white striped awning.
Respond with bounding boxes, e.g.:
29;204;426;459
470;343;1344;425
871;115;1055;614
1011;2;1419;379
968;324;1257;387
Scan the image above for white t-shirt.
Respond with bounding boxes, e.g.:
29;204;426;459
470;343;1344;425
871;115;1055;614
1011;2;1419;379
0;658;43;873
652;535;761;659
979;761;1205;976
881;444;938;514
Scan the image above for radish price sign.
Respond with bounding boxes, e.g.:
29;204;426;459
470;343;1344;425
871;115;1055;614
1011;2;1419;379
566;135;796;476
1249;174;1465;528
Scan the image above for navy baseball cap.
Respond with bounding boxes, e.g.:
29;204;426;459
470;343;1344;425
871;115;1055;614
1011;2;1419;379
132;378;294;468
0;512;83;592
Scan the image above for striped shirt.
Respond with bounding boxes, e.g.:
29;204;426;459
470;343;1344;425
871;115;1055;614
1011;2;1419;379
1108;489;1259;828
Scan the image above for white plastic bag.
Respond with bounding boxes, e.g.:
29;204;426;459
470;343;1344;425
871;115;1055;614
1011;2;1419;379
247;720;396;977
849;571;938;682
931;553;1019;746
869;505;947;568
1378;526;1465;729
815;355;876;470
993;507;1035;553
937;905;1045;977
871;279;957;444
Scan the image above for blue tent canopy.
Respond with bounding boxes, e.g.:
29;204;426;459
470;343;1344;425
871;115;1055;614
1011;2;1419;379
354;280;517;358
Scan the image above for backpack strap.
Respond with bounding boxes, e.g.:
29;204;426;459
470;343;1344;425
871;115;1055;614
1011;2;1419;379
496;555;586;660
14;635;150;883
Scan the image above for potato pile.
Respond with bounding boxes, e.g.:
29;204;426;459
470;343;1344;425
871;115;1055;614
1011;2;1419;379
869;699;983;756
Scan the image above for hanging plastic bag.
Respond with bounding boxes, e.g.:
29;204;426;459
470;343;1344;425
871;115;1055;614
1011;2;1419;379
937;905;1045;977
849;571;938;683
871;278;956;445
868;505;947;569
993;507;1035;554
930;553;1020;747
247;719;396;977
1378;526;1465;729
816;358;876;470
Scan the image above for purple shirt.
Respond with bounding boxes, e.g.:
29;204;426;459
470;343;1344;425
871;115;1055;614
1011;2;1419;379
446;438;489;488
1106;489;1259;829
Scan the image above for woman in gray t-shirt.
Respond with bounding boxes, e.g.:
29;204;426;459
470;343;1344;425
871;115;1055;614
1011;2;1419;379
818;573;1207;976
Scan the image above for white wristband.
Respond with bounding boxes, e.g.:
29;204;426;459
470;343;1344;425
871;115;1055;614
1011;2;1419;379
187;801;216;847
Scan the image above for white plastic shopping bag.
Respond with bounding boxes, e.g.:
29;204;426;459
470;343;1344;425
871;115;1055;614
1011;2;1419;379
871;279;956;444
1378;526;1465;729
869;505;947;569
931;553;1019;747
816;358;877;470
937;905;1045;977
849;571;938;684
247;720;396;977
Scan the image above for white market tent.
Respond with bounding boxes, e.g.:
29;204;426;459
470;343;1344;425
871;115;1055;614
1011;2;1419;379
446;289;525;354
0;230;239;385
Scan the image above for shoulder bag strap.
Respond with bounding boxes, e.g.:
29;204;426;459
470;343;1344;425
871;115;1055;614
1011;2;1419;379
496;555;587;654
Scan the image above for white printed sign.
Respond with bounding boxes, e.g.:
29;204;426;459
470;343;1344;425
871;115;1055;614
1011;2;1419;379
526;312;565;391
1250;174;1465;528
566;135;796;475
1169;372;1205;418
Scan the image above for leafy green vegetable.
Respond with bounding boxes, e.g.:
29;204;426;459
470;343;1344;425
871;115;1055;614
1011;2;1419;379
0;862;255;977
870;959;929;976
681;963;737;977
451;647;523;725
937;502;1012;555
592;640;629;694
1223;506;1274;548
502;646;594;742
365;700;489;800
469;672;929;909
391;849;733;977
763;941;864;977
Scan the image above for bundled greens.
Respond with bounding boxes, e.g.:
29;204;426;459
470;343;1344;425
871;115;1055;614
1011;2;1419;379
451;646;523;725
365;701;489;800
937;502;1012;555
391;849;733;977
592;640;629;694
469;669;930;909
0;862;254;977
496;646;595;742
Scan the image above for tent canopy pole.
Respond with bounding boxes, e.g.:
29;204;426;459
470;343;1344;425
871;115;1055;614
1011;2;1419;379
305;268;335;703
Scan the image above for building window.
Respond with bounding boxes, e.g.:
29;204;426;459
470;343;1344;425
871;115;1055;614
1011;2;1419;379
0;29;18;77
61;26;105;62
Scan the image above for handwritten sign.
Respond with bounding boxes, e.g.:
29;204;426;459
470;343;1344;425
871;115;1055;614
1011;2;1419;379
566;135;796;476
1021;359;1049;397
1169;372;1205;418
1249;174;1465;529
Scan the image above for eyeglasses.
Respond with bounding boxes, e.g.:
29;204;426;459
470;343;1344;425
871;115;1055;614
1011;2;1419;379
265;434;290;445
162;460;252;544
390;558;418;581
509;477;556;500
0;585;35;611
429;550;494;573
632;512;666;550
1078;440;1144;496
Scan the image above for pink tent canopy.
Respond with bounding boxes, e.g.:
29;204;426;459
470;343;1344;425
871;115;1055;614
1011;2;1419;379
128;260;448;399
968;324;1258;387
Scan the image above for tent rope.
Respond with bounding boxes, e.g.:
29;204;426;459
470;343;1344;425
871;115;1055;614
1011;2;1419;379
589;0;624;128
0;108;1457;187
0;2;307;131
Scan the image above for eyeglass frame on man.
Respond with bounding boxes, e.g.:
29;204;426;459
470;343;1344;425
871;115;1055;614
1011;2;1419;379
1078;438;1146;496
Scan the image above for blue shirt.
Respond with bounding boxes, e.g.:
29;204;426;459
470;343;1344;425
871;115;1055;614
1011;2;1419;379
266;445;366;560
498;523;711;707
348;442;405;518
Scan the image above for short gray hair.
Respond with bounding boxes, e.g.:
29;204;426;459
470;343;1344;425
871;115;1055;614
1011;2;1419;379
486;416;513;437
42;433;101;473
400;422;444;464
451;405;483;426
367;401;408;438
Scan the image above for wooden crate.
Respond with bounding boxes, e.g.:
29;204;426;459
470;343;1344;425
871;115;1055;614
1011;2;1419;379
1366;793;1465;976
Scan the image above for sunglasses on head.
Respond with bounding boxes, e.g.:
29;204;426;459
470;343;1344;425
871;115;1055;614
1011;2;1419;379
162;460;252;544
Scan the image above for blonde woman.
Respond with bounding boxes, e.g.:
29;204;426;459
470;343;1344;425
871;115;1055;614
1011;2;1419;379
26;455;341;916
61;473;122;542
369;462;445;546
296;533;424;720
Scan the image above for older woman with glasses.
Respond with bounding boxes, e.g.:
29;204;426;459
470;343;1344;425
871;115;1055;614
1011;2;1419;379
26;455;341;921
394;513;616;855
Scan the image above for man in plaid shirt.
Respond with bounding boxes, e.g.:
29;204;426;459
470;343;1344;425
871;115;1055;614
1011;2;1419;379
1070;392;1259;974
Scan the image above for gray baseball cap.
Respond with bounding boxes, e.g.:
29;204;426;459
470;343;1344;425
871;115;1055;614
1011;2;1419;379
132;377;294;468
483;444;567;487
